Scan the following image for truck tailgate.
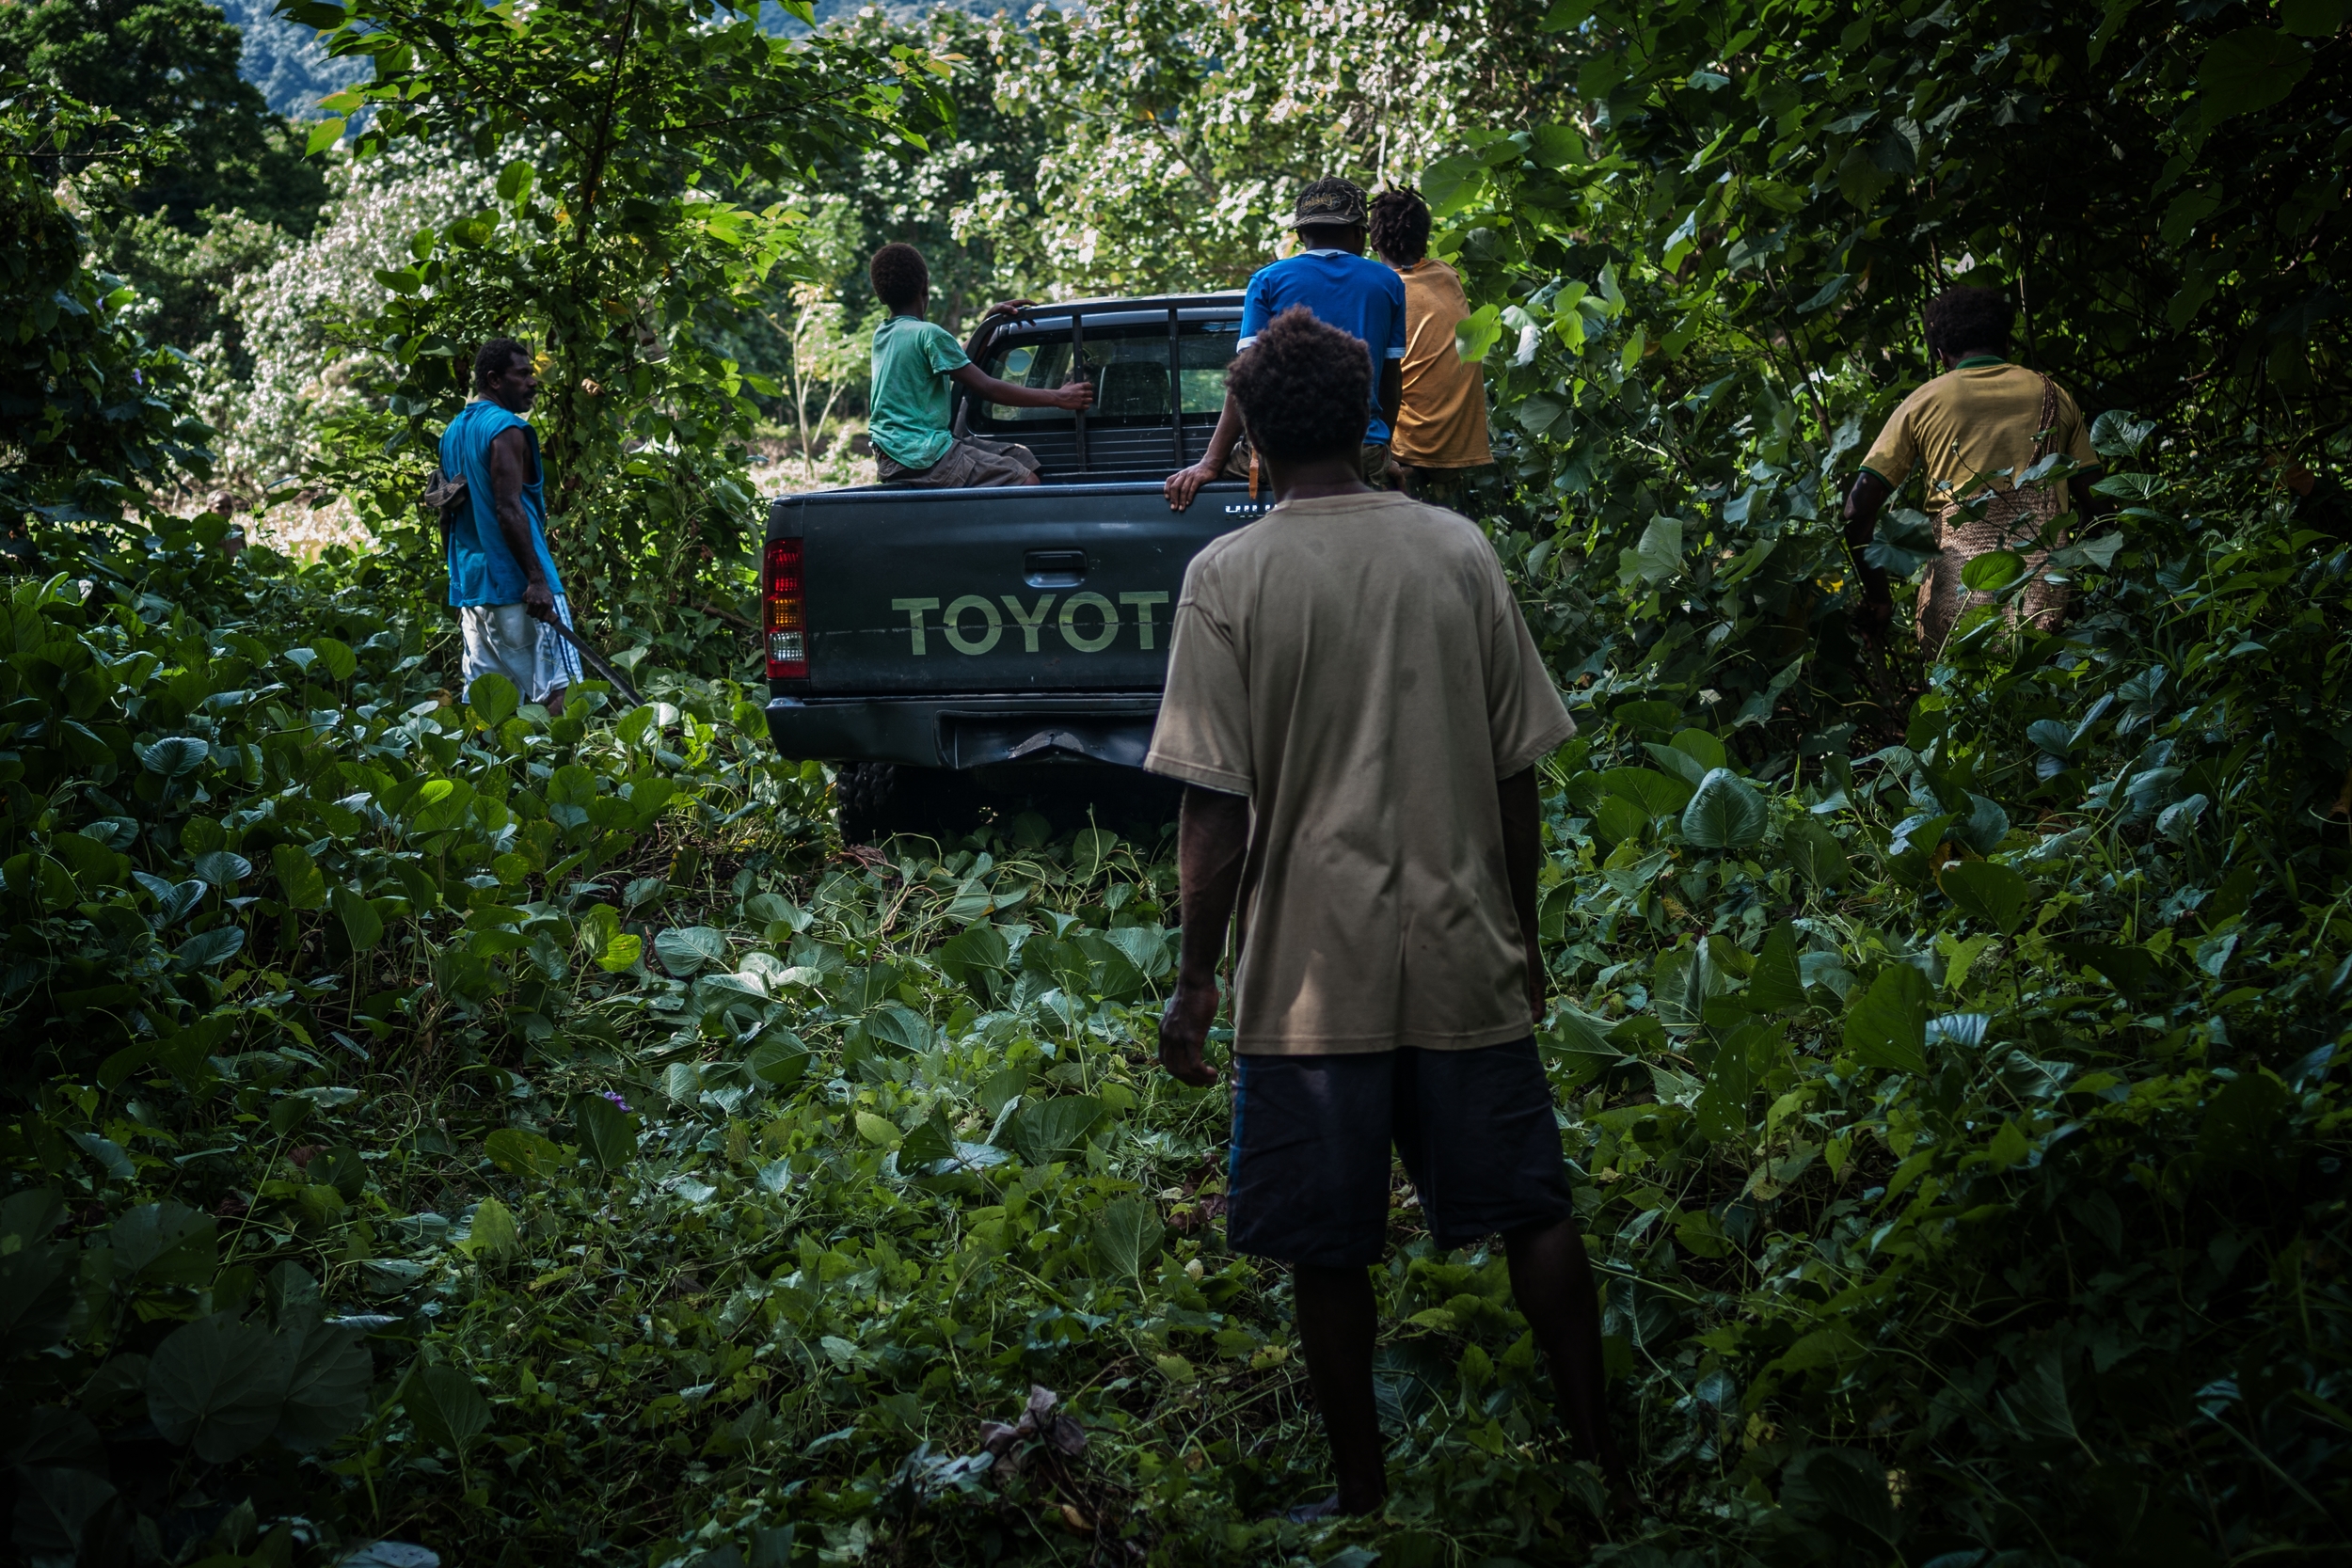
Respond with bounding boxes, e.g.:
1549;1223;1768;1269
771;482;1262;695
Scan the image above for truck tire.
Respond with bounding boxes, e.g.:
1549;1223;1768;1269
834;763;974;846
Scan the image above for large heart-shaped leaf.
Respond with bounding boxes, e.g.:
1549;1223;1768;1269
193;850;253;890
147;1313;294;1463
1601;767;1695;819
402;1364;489;1456
272;845;328;911
1960;549;2026;593
1681;768;1767;850
575;1094;641;1171
462;1196;521;1260
1089;1196;1164;1282
2197;26;2312;123
483;1129;564;1180
1592;794;1647;846
1842;964;1931;1076
1954;793;2010;855
864;1002;932;1053
1939;860;2034;934
173;926;246;972
110;1201;216;1285
332;883;383;954
276;1323;373;1451
1009;1096;1104;1165
655;926;728;976
1746;924;1806;1012
137;736;209;778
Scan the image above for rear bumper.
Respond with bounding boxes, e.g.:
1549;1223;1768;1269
766;691;1163;772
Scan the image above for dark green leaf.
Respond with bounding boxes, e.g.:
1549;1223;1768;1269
277;1323;373;1450
333;883;383;954
1939;861;2034;934
1089;1195;1164;1281
467;672;519;728
174;926;246;971
1601;767;1696;818
402;1364;489;1456
1009;1096;1104;1164
483;1129;564;1180
1843;964;1931;1075
1747;924;1806;1012
1960;550;2025;593
1783;818;1851;889
654;926;727;976
147;1313;293;1463
273;845;327;911
575;1095;640;1170
138;736;208;778
1681;768;1767;849
2197;28;2312;122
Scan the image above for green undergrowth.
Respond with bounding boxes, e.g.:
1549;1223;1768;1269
5;452;2352;1568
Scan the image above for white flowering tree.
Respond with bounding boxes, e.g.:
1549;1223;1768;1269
198;146;496;497
957;0;1565;293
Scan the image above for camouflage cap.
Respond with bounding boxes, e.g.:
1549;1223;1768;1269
1281;176;1368;230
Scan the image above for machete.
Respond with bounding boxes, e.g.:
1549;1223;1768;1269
542;614;644;709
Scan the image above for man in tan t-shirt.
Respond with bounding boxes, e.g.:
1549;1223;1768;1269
1370;186;1493;506
1149;306;1623;1516
1845;285;2106;650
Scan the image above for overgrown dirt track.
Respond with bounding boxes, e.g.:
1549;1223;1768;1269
7;435;2351;1567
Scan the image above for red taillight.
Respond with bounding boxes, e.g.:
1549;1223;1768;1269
763;538;806;679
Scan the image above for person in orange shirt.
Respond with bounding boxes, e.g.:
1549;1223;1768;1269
1369;187;1494;508
1843;286;2106;651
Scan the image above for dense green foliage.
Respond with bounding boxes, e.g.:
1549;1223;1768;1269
2;0;326;235
1425;0;2349;734
5;0;329;374
5;2;2352;1566
292;0;950;649
6;432;2347;1568
0;80;216;530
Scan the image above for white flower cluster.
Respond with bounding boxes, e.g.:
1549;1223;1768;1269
195;145;498;492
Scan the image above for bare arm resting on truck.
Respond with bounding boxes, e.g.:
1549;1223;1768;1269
947;360;1095;413
1161;359;1401;512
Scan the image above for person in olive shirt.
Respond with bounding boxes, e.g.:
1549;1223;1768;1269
865;243;1093;487
1843;286;2105;649
1369;186;1494;506
1149;307;1625;1517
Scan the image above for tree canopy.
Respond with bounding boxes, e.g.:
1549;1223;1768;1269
1;0;326;234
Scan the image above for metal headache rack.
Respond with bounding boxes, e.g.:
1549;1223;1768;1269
963;293;1245;481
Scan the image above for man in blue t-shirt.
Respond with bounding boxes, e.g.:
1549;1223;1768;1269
440;339;583;714
1165;177;1406;511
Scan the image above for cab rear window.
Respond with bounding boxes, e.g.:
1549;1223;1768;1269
983;322;1239;424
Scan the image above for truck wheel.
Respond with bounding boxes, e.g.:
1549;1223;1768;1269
834;763;973;846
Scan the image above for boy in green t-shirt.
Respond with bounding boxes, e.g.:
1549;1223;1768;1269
866;243;1093;487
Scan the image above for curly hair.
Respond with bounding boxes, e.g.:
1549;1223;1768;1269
1922;285;2013;361
868;243;930;312
1226;306;1371;462
1368;186;1431;267
473;337;532;388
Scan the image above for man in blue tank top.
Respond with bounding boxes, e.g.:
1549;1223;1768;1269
441;339;582;713
1164;177;1407;510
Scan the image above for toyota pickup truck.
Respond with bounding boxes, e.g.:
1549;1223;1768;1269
759;293;1266;842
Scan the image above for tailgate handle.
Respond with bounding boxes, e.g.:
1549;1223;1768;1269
1024;549;1088;588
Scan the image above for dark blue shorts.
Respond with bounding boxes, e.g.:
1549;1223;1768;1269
1224;1037;1577;1268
